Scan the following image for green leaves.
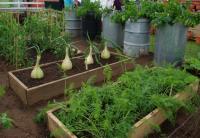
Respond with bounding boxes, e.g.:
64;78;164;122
0;12;26;67
112;0;163;24
25;10;67;58
52;66;197;138
0;113;13;129
184;57;200;71
0;10;70;68
103;65;112;83
77;0;102;19
151;0;200;27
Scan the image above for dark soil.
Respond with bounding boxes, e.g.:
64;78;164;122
168;109;200;138
148;109;192;138
187;69;200;78
13;55;119;88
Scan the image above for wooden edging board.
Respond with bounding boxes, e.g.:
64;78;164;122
8;52;134;105
47;79;199;138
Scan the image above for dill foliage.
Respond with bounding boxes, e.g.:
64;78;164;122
53;66;197;138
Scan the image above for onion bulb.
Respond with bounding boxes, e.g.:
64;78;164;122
31;55;44;79
77;49;82;54
61;47;72;71
101;42;110;59
85;46;94;70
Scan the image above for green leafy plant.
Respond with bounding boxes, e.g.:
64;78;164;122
184;57;200;76
184;57;200;71
111;0;163;24
0;12;26;68
103;64;112;83
0;113;13;129
151;0;200;27
47;66;198;138
0;10;70;68
77;0;102;19
24;10;67;56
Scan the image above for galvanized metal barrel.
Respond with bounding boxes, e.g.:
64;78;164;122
124;19;150;57
65;11;81;38
102;14;124;48
154;23;187;66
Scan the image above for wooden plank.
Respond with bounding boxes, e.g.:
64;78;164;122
9;53;134;105
27;58;134;105
47;80;199;138
8;72;28;104
129;79;199;138
47;108;77;138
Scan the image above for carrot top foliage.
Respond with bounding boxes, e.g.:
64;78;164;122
53;66;198;138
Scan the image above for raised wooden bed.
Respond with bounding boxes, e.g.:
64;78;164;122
8;53;134;105
47;80;199;138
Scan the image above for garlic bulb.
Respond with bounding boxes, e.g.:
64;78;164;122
61;47;72;71
31;55;44;79
101;42;110;59
85;46;94;70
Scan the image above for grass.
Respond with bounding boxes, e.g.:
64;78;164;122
149;35;200;58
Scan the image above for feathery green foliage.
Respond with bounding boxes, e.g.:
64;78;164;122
184;57;200;72
52;66;197;138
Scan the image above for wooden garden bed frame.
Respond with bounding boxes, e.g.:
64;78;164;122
8;52;134;105
47;79;199;138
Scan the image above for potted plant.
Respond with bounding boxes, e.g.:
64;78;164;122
64;1;82;38
101;1;124;48
77;0;102;40
112;0;163;57
152;0;200;66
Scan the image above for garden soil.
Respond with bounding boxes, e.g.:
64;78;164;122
13;55;119;88
2;41;199;138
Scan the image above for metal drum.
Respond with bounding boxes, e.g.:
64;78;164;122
154;23;187;66
124;18;150;57
65;11;81;38
102;14;124;48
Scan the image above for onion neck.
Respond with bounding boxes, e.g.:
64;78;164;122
89;45;92;56
65;47;70;60
35;55;41;67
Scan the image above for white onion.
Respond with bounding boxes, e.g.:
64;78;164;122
61;47;73;71
85;46;94;70
31;55;44;79
101;42;110;59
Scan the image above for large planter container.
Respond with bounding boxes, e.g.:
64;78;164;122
8;53;134;105
65;10;82;38
154;23;188;66
82;12;101;40
124;18;150;58
47;80;199;138
102;14;124;48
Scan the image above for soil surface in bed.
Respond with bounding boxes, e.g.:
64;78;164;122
13;55;119;88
